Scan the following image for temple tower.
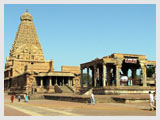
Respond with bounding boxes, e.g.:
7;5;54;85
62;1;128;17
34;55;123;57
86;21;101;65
5;9;53;79
9;9;44;61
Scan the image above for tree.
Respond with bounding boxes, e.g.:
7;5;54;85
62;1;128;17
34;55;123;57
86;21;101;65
82;73;92;85
147;66;155;77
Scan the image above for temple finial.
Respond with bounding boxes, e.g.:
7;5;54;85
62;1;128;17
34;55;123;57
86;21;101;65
26;9;28;13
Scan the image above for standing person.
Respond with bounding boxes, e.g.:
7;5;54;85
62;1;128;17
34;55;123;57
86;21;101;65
18;95;21;102
24;94;26;102
90;92;95;105
149;91;154;111
25;94;28;102
10;95;14;103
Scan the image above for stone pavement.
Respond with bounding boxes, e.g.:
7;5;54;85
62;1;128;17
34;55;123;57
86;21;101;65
4;95;156;116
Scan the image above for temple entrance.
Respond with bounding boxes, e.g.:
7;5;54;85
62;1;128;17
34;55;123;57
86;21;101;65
121;57;142;86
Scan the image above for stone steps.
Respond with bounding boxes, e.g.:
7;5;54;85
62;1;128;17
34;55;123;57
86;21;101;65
59;86;73;93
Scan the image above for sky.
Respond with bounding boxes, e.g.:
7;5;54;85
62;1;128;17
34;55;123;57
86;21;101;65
4;4;156;71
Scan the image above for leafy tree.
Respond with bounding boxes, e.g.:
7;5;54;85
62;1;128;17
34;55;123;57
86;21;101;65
147;66;155;77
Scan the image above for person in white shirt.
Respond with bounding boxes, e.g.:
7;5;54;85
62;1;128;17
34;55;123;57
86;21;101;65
90;92;95;105
149;91;154;111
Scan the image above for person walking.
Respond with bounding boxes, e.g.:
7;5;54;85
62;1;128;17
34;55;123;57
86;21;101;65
90;92;95;105
10;95;14;103
18;95;21;102
149;91;154;111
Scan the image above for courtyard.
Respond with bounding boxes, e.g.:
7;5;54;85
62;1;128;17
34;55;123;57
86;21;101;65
4;94;156;116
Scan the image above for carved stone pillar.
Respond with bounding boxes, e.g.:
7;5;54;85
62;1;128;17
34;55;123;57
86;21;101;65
116;64;121;86
141;63;147;86
94;65;97;87
81;68;83;88
103;63;106;87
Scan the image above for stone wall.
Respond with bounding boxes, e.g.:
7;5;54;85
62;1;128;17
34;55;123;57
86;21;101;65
10;74;27;94
61;66;80;74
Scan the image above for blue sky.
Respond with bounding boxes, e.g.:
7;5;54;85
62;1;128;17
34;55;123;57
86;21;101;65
4;4;156;71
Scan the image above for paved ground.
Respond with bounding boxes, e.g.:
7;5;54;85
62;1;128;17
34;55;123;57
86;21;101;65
4;95;156;116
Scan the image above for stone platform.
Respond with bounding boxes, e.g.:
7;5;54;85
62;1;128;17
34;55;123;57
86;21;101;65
44;94;90;103
112;94;149;103
93;86;155;95
42;93;150;104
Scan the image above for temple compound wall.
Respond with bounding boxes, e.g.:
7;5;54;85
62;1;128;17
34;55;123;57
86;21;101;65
4;10;80;94
80;53;156;94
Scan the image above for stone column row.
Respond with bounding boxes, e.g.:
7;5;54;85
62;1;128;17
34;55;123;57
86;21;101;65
81;63;107;88
40;76;73;87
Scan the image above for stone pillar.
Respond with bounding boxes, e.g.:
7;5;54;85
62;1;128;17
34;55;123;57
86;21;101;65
48;77;54;93
94;65;97;87
71;79;73;86
68;77;70;86
40;78;43;87
103;63;106;87
132;68;137;85
81;68;83;88
62;77;64;86
116;64;121;86
154;65;156;85
55;77;57;85
107;65;111;86
91;67;94;87
87;67;90;87
154;65;156;77
68;77;71;86
141;64;147;86
49;77;52;86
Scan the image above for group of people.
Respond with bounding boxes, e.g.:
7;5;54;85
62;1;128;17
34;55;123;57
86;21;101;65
149;91;156;111
10;93;29;103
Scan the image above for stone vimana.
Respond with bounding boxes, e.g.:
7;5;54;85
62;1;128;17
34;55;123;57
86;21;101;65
4;9;81;95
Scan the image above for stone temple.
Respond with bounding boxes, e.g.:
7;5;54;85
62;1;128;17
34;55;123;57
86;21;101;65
4;9;80;94
80;53;156;94
4;9;156;96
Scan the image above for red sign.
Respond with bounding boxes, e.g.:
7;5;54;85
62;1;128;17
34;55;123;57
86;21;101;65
125;58;137;63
